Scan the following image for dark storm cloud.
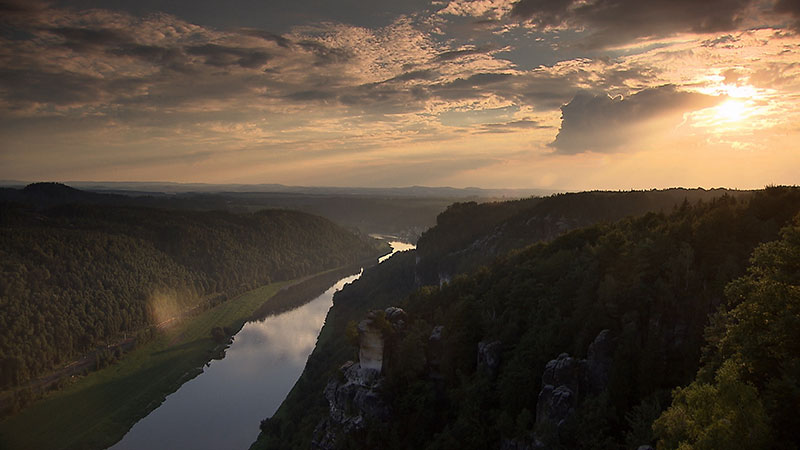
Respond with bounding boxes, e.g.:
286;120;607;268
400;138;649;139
511;0;754;47
550;85;721;153
185;44;271;69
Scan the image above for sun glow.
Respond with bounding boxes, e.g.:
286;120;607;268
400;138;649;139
715;99;747;122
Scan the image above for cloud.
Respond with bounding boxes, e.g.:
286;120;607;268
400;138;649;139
185;43;272;68
239;28;292;48
0;68;107;106
386;69;439;82
774;0;800;30
296;40;353;65
550;85;722;153
509;0;572;26
0;0;48;15
284;89;338;102
51;26;131;52
434;47;488;61
438;0;516;20
476;119;551;133
2;0;799;189
510;0;754;48
701;34;740;48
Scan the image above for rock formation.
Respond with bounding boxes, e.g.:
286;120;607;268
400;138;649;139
503;329;616;449
533;329;615;446
477;340;502;376
585;329;614;394
357;313;385;372
427;325;444;377
312;307;407;449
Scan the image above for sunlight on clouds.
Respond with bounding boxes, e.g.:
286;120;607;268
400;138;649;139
1;2;800;188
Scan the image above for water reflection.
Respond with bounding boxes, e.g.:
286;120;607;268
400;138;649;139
378;241;414;263
109;274;359;450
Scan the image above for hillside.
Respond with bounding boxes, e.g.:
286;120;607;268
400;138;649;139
335;187;800;449
250;187;766;449
1;182;525;243
0;184;385;394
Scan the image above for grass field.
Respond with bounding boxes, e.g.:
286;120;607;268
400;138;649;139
0;280;293;450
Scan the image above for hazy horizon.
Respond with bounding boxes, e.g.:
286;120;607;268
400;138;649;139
2;179;770;195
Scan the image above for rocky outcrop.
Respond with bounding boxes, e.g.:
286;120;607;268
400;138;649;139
532;330;615;447
384;307;407;330
312;307;407;449
535;353;584;436
427;325;444;377
585;329;614;394
312;361;389;449
477;340;502;376
357;314;385;372
501;331;615;450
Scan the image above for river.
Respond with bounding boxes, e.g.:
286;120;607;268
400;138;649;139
109;240;413;450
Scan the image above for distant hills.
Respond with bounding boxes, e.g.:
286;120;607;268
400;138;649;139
0;180;555;199
0;182;552;242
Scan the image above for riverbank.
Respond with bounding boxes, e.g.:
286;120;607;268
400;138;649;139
0;275;315;450
250;263;366;322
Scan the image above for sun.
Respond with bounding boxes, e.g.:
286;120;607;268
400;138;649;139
715;99;747;122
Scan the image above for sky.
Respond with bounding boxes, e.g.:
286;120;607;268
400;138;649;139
1;0;799;190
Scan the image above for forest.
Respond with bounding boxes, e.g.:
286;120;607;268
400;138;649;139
253;187;800;450
0;181;476;243
0;183;384;392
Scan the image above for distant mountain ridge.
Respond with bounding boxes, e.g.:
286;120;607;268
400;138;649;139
0;182;519;243
0;181;554;199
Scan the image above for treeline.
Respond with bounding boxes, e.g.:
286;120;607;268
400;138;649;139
346;187;800;449
0;184;383;389
415;188;746;285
